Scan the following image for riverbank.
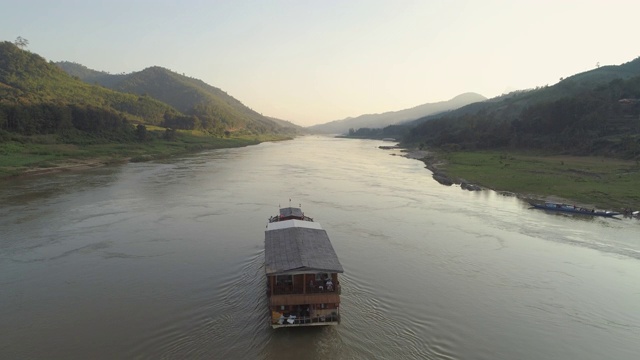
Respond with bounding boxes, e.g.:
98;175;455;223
402;149;640;213
0;132;291;181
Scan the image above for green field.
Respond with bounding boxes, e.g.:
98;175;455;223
437;151;640;211
0;130;290;179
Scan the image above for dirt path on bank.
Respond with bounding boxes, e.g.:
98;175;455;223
2;158;118;181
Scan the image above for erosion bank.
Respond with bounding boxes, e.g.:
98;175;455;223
406;149;640;212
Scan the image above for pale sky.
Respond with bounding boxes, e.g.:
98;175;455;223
2;0;639;126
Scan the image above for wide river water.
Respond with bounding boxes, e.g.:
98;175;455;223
1;136;639;359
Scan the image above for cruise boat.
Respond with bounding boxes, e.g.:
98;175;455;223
264;206;344;328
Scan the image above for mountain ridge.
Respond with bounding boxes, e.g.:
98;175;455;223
400;56;640;159
308;92;486;134
56;61;301;134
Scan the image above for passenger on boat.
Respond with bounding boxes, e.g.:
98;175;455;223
326;279;333;291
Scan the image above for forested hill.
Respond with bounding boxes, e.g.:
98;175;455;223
0;41;177;137
401;57;640;159
55;61;126;88
0;40;299;140
57;62;301;135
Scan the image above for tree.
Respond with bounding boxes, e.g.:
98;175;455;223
135;124;148;141
14;36;29;49
163;128;177;141
0;108;8;133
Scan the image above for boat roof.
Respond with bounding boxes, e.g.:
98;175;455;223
265;220;344;275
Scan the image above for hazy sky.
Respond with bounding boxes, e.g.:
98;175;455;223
2;0;639;126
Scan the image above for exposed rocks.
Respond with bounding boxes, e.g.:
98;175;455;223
460;181;482;191
402;150;430;159
433;174;454;186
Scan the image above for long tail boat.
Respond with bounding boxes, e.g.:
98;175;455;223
529;201;621;217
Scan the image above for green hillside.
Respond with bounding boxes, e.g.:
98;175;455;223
0;41;295;178
56;61;126;88
57;62;302;136
0;41;179;137
401;57;640;159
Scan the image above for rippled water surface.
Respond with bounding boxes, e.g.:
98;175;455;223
1;136;639;359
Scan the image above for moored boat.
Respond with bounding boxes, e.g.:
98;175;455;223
529;201;621;217
264;206;344;328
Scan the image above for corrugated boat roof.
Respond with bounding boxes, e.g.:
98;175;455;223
265;221;344;275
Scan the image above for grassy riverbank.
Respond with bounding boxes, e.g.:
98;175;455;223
424;150;640;211
0;129;291;180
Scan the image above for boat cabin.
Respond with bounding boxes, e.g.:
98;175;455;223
269;207;313;223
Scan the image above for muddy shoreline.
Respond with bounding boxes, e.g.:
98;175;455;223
401;149;485;191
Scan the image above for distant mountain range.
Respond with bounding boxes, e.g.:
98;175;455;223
309;58;640;137
4;38;638;160
406;56;640;128
308;92;487;134
58;60;487;136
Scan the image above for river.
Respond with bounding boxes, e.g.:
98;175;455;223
1;136;639;359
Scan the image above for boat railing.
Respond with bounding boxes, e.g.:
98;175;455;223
275;312;340;326
268;215;314;223
306;283;341;294
271;283;341;296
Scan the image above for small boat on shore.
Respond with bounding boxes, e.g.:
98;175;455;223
529;201;621;217
264;205;344;329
